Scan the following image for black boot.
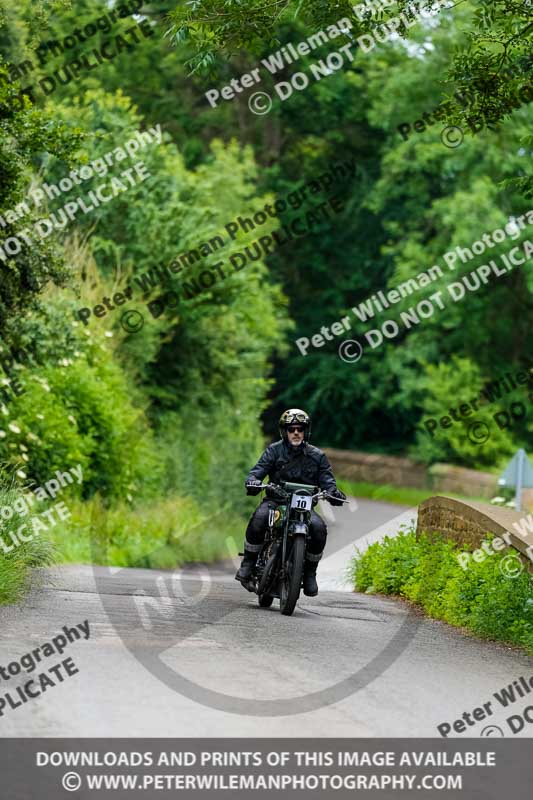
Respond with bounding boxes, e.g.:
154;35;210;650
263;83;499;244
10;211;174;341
235;551;258;583
303;559;319;597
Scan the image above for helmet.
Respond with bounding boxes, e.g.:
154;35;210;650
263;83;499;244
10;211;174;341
279;408;311;443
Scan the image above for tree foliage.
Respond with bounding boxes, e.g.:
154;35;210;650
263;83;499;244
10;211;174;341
0;0;531;526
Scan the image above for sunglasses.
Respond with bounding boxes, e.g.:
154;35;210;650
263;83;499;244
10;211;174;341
287;425;304;433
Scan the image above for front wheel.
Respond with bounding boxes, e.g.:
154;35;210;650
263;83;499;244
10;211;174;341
280;536;305;616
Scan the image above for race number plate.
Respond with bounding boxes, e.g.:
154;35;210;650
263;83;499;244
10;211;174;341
290;494;312;511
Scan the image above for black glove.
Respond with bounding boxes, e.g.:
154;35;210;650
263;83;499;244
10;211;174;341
267;484;287;502
328;488;346;507
246;479;263;496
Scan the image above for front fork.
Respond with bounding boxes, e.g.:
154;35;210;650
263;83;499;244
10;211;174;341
280;522;309;582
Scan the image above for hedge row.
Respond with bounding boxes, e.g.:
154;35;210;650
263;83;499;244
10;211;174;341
350;528;533;654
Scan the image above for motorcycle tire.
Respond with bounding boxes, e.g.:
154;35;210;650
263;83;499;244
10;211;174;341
280;535;305;616
258;593;274;608
257;543;279;597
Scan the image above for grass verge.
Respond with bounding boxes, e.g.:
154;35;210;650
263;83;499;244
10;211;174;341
1;480;245;606
0;482;55;606
0;537;55;605
337;479;489;507
49;494;243;569
350;527;533;654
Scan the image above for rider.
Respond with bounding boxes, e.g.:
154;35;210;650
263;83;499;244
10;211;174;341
235;408;346;597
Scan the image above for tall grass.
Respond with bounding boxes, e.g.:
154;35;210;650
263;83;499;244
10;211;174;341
1;483;246;605
0;480;55;605
49;494;244;569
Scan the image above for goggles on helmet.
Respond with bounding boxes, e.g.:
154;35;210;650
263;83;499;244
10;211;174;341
284;412;308;425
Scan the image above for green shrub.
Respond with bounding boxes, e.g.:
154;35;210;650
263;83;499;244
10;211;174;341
353;527;418;594
401;535;460;617
351;528;533;653
0;303;163;503
412;356;517;468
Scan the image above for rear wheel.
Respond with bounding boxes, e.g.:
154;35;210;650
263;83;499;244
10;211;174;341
280;536;305;616
258;593;274;608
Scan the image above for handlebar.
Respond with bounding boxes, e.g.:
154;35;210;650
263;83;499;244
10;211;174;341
312;489;349;503
259;483;349;504
261;482;289;498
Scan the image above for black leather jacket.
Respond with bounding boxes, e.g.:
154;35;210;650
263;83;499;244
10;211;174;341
246;440;338;499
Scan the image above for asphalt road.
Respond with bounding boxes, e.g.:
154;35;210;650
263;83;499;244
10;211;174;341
1;497;532;737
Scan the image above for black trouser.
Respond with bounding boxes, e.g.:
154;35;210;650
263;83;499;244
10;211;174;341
243;499;327;563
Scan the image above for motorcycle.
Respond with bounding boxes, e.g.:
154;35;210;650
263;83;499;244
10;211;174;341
239;481;345;616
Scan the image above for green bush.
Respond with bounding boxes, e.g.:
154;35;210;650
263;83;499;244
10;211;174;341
412;357;518;469
351;528;533;653
353;527;419;594
0;299;163;502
